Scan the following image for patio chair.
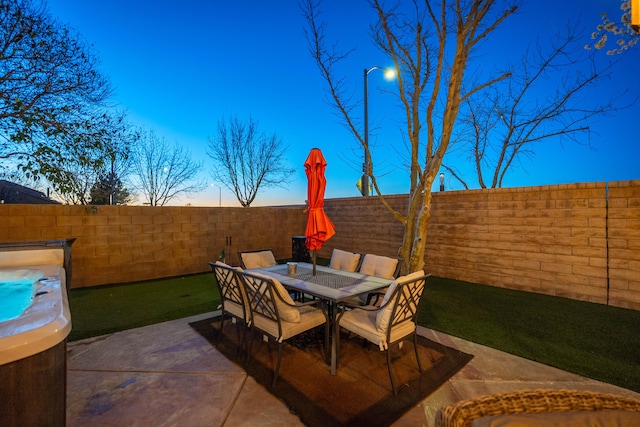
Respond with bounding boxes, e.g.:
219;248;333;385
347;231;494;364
356;253;401;305
239;270;328;387
434;388;640;427
328;248;361;272
237;248;277;269
208;261;250;355
336;270;430;395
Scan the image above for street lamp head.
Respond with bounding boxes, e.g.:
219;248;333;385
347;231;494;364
366;65;396;80
383;68;396;80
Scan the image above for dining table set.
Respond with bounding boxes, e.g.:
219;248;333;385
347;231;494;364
222;147;427;392
246;262;393;375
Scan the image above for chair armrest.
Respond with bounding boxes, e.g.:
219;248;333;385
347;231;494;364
275;293;325;309
337;301;381;312
293;298;325;308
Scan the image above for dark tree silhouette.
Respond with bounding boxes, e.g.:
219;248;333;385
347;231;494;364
90;170;132;205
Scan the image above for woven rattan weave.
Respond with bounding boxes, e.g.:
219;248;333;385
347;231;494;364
434;388;640;427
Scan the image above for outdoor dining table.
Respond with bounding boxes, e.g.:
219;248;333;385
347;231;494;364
247;262;393;375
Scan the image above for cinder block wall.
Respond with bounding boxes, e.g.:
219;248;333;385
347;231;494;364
320;194;406;260
322;181;639;310
1;181;638;309
427;183;609;301
0;204;308;288
607;181;640;309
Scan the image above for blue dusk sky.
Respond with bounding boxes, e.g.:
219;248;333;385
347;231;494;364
45;0;639;206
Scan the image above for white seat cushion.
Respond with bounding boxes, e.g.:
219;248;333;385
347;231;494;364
339;308;415;350
223;300;246;319
375;270;424;332
329;249;361;272
358;254;398;279
253;305;326;342
241;250;277;269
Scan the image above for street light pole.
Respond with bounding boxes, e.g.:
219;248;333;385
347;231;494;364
363;66;395;197
212;183;221;207
363;67;371;197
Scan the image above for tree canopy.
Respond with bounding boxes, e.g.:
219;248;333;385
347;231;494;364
0;0;114;194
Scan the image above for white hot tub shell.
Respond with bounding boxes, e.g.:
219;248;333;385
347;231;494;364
0;240;74;427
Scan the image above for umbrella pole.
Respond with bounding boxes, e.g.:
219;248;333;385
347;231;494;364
313;250;317;276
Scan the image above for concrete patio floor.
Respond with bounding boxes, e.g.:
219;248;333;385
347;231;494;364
66;311;640;426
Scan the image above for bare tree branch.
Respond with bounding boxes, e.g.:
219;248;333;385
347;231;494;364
207;116;294;207
457;26;629;188
131;130;205;206
302;0;518;274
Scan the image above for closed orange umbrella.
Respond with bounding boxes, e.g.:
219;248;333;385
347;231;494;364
305;148;335;275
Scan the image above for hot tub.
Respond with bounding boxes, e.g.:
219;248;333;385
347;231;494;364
0;240;74;427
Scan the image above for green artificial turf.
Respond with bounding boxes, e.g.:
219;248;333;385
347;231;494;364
67;271;640;393
418;276;640;393
67;273;220;342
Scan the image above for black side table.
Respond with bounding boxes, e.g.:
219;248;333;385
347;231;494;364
292;236;311;262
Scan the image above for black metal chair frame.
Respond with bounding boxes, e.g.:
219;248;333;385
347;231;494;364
336;273;430;395
208;262;250;358
239;270;328;387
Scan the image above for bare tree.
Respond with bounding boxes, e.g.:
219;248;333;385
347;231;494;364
452;28;626;189
303;0;516;274
207;115;294;207
131;130;205;206
0;0;114;191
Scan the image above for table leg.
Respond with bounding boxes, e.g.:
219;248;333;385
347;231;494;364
330;302;341;375
321;300;338;375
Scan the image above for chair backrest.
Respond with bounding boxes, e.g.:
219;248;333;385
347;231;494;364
329;249;361;272
237;248;277;269
375;271;430;334
359;253;401;279
238;271;301;333
208;261;249;322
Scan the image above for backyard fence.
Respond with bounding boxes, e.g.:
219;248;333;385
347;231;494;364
0;180;637;310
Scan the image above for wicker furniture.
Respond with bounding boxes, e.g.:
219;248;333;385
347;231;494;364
434;389;640;427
